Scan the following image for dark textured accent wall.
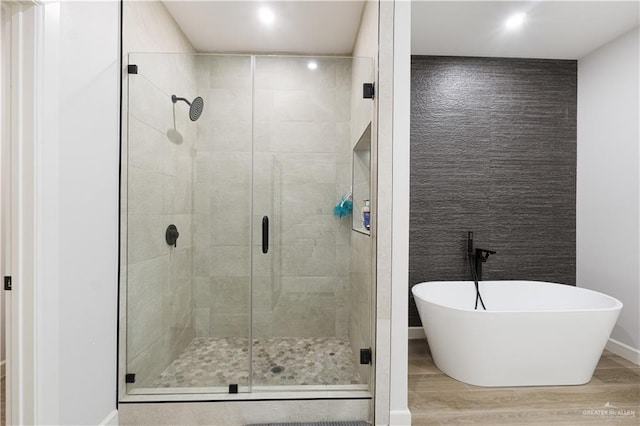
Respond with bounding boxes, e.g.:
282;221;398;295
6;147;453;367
409;56;577;326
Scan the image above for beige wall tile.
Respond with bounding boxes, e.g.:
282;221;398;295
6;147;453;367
255;57;341;91
127;170;165;215
252;276;274;313
194;307;210;337
251;245;273;277
280;276;337;294
128;293;164;360
203;55;252;90
207;88;252;122
198;120;252;153
193;182;212;214
128;117;167;173
127;336;170;387
129;76;174;134
252;312;274;338
281;245;337;277
193;278;210;309
254;90;275;124
280;216;337;247
209;246;251;277
210;313;250;338
272;294;336;337
270;122;339;153
281;183;336;216
127;256;167;305
209;152;252;187
127;215;167;263
209;277;251;314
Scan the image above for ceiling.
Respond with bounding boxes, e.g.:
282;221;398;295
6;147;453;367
412;1;640;59
162;1;366;55
162;1;639;58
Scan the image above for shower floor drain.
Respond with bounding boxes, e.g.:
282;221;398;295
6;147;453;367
270;366;284;374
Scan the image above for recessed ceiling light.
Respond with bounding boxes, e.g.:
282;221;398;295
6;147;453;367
505;12;527;30
307;61;318;70
258;7;275;26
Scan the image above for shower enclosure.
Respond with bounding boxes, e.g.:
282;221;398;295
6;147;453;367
120;53;374;398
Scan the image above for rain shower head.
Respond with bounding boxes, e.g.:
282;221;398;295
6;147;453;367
171;94;204;121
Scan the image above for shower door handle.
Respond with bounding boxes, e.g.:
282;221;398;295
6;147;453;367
262;216;269;254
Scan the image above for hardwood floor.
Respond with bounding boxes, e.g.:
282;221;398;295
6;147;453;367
408;339;640;425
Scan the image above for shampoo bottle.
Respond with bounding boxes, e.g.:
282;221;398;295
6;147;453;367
362;200;370;230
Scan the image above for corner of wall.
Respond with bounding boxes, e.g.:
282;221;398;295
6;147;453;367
576;26;640;358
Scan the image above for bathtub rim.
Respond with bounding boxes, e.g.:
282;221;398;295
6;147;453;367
411;280;623;314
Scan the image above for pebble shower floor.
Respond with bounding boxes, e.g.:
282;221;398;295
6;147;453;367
151;337;363;388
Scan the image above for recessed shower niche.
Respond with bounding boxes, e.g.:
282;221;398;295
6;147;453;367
121;53;374;400
352;123;372;235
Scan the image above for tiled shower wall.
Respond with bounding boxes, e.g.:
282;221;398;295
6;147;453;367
126;54;197;385
255;57;352;339
192;56;253;338
193;56;353;338
409;56;577;326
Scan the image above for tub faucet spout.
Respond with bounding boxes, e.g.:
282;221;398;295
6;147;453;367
475;248;496;281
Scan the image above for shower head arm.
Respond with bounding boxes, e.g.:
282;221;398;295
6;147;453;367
171;95;191;106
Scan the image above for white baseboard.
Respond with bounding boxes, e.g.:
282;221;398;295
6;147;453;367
389;409;412;426
408;326;425;340
606;338;640;365
1;360;5;378
99;409;118;426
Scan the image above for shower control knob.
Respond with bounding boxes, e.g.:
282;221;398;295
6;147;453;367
166;224;179;247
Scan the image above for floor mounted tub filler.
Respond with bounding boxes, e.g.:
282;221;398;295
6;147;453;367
411;281;623;387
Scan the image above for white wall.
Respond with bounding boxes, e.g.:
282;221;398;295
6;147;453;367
390;0;411;424
577;27;640;358
376;0;414;423
37;1;120;424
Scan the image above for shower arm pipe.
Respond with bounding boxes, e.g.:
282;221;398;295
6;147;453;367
171;95;191;106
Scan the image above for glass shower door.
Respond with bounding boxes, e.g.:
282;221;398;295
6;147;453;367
124;53;253;394
250;55;373;389
123;52;374;397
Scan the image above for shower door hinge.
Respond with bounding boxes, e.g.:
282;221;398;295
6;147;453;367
228;384;238;394
363;83;375;99
127;64;138;75
4;276;11;291
125;373;136;383
360;348;372;365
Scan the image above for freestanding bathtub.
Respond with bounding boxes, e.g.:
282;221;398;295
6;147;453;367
412;281;623;387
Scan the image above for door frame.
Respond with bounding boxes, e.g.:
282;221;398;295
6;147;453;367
1;1;45;424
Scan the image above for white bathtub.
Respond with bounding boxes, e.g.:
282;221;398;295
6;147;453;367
411;281;622;387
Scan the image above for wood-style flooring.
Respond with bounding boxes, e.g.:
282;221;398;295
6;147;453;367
408;339;639;425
